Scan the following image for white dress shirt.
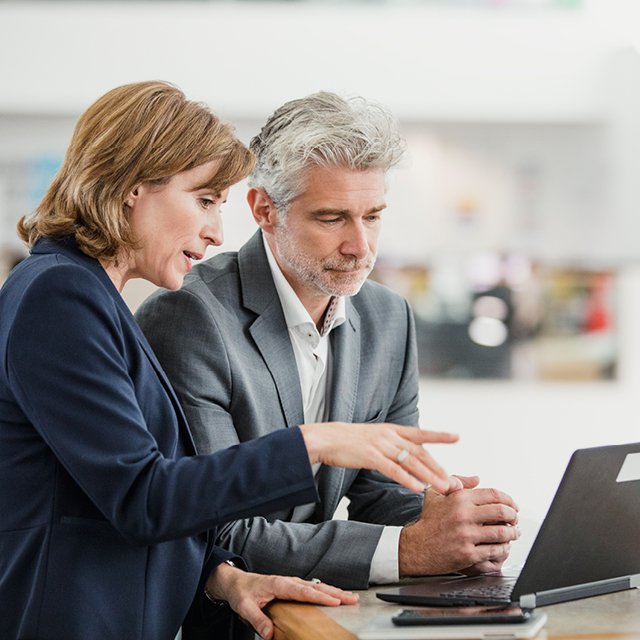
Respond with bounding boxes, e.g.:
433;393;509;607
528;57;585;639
262;234;401;583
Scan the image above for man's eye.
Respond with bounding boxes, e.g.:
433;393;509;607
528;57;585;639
320;218;341;225
366;215;381;223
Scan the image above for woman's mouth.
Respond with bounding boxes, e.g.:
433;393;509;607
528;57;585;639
183;250;203;271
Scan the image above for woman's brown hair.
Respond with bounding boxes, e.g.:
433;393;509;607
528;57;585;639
18;81;255;260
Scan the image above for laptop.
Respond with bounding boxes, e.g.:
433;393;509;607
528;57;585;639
377;442;640;609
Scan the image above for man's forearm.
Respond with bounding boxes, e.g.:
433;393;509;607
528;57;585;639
215;517;384;590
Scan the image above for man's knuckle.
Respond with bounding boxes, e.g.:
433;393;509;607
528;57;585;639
273;576;288;591
486;527;500;543
496;505;509;521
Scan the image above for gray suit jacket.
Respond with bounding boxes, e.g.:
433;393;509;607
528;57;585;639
136;231;423;589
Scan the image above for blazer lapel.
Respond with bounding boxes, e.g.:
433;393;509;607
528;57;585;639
328;299;361;423
105;283;197;454
125;308;197;452
239;232;305;428
314;299;362;520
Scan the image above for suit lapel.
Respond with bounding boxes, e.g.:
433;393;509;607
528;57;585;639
314;299;362;520
327;299;361;424
249;309;305;428
240;232;305;428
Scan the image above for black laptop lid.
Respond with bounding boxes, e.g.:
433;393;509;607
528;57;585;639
513;442;640;600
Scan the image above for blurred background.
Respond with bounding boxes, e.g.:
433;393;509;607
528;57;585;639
1;0;639;530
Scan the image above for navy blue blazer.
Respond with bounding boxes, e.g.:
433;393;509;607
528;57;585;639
0;236;318;640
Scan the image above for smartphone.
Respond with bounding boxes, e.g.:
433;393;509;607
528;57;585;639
392;606;532;626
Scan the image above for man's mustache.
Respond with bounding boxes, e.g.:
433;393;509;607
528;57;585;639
323;256;375;271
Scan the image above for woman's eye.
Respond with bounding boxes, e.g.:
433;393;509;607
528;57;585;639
200;197;215;209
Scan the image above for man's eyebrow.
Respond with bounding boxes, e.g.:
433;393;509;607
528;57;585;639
309;204;387;217
310;208;349;217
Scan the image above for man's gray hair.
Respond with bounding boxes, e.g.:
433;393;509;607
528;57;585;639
249;91;405;211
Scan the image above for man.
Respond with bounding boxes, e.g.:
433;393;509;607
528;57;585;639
136;92;519;591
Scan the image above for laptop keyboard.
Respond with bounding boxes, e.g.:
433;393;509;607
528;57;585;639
442;583;514;601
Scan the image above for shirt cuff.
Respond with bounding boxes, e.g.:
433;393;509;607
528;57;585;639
368;526;402;584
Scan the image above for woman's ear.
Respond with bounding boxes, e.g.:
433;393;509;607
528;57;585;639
247;188;278;233
124;186;140;209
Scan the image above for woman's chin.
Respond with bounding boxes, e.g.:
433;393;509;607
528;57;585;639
152;272;184;291
166;278;184;291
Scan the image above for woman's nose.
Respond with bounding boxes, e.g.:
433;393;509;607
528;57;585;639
202;213;224;247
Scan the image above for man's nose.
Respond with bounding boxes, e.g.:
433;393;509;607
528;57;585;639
341;222;369;259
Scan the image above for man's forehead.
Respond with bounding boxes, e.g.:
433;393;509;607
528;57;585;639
301;163;386;181
294;165;387;203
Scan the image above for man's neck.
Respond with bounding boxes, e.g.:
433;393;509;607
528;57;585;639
282;278;333;327
307;295;335;330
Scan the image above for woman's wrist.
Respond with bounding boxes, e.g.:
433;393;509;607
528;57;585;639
299;424;317;464
300;422;334;465
204;559;237;604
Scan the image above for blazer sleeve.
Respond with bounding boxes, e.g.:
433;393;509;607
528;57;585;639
5;265;317;544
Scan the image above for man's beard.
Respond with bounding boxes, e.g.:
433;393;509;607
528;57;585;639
274;224;375;297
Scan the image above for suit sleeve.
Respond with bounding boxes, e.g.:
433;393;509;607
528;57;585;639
5;265;317;544
346;298;424;527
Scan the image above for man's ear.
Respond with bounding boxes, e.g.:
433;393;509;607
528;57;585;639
247;188;278;233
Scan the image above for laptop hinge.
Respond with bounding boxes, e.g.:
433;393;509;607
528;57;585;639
518;576;636;608
519;593;537;609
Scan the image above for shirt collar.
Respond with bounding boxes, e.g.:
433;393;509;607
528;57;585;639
262;232;346;334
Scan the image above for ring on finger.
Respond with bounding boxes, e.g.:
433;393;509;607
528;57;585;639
310;578;322;584
396;449;410;463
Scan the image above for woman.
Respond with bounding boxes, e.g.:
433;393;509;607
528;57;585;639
0;81;457;640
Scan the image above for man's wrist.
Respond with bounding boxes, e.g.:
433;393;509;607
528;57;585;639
398;524;418;577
